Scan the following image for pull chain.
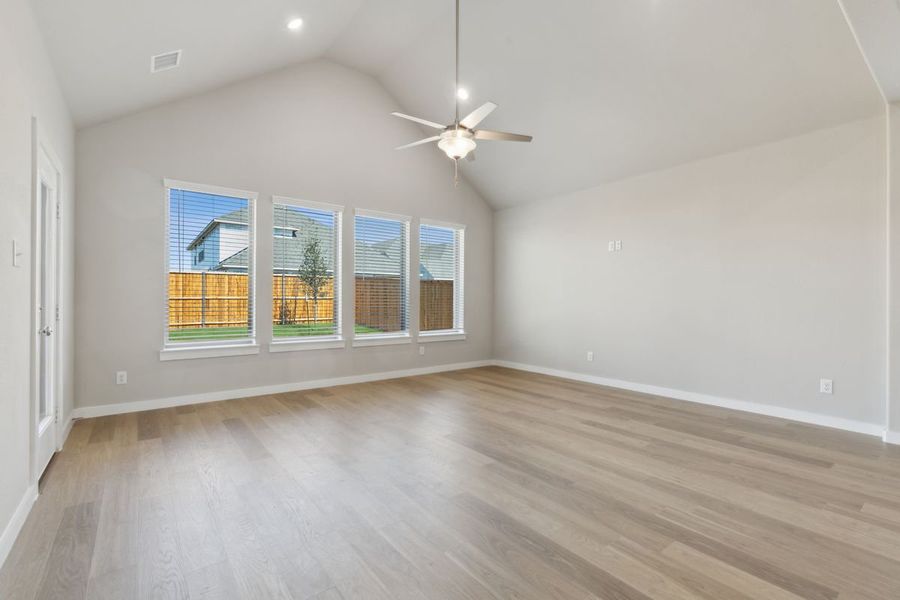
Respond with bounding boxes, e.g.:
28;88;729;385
454;158;459;187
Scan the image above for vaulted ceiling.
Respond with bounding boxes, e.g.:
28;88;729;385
32;0;884;207
839;0;900;102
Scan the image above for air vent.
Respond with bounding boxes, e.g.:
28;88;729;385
150;50;181;73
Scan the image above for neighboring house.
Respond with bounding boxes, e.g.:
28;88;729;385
186;206;455;278
186;209;251;272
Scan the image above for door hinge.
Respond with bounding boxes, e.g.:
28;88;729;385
56;202;61;220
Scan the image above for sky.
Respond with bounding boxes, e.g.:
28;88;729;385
421;223;455;245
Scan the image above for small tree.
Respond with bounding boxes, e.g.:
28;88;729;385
298;238;329;332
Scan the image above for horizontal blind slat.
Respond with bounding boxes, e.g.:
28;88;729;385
354;215;408;334
167;186;254;344
419;223;463;332
273;203;341;338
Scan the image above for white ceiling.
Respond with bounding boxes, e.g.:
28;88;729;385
32;0;884;208
31;0;365;126
838;0;900;102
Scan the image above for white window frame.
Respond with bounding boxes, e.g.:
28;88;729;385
160;178;259;361
418;218;466;342
352;208;412;347
269;196;346;353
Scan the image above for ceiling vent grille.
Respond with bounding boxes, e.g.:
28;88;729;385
150;50;181;73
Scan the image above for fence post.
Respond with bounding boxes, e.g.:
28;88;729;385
201;271;206;328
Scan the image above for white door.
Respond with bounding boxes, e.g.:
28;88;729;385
34;143;60;479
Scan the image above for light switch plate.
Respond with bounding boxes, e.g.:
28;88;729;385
12;240;23;267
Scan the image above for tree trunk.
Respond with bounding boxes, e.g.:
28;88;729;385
280;272;287;325
312;292;319;332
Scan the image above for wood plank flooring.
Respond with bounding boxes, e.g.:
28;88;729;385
2;366;900;599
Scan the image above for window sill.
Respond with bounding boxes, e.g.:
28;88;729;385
269;337;346;353
159;343;259;361
352;333;412;348
418;331;467;343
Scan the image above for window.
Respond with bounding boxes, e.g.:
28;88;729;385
354;210;410;339
164;180;257;348
272;198;342;341
419;221;464;334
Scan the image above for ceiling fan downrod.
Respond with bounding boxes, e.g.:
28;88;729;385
390;0;534;183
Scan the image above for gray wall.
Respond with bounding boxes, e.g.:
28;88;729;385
494;117;887;427
75;59;492;410
0;0;74;556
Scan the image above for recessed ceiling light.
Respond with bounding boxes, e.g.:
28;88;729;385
287;18;303;31
456;88;470;101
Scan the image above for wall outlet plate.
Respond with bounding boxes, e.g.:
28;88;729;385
819;378;833;394
116;371;127;385
586;351;594;362
419;346;425;356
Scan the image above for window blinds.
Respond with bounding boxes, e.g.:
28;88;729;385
272;202;340;339
419;223;464;332
166;185;255;344
354;213;409;335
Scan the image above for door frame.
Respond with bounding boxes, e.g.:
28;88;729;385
30;118;65;482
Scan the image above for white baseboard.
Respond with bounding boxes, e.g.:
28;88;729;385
72;360;492;419
493;360;885;438
0;484;38;571
58;413;74;451
69;357;894;443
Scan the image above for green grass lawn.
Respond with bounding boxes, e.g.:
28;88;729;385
168;323;381;342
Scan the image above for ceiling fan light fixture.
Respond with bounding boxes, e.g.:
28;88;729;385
390;0;531;183
439;131;477;159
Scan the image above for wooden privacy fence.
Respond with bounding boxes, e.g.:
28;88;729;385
272;274;335;327
168;272;453;332
354;276;403;332
167;272;335;330
168;272;250;329
419;280;454;331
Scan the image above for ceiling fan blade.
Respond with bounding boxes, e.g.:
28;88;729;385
391;112;446;130
473;129;533;142
459;102;498;129
396;136;441;150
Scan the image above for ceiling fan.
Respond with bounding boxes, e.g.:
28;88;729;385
391;0;532;181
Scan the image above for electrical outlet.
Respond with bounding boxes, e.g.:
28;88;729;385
819;378;833;394
608;241;615;252
615;240;622;251
116;371;127;385
419;346;425;356
586;351;594;362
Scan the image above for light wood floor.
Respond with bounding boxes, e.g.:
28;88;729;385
2;366;900;600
